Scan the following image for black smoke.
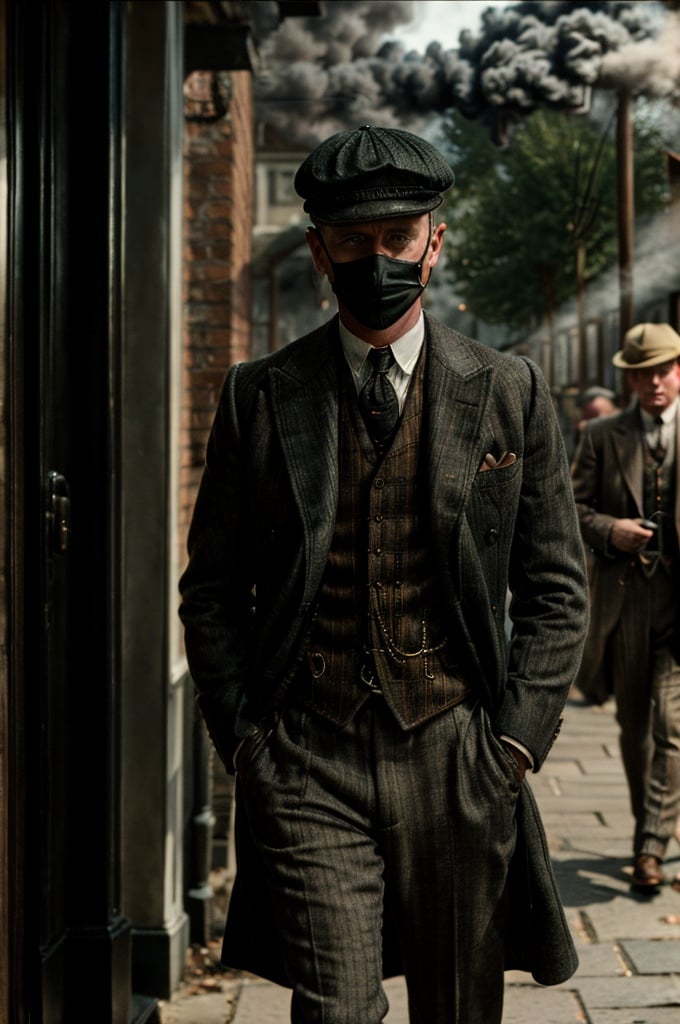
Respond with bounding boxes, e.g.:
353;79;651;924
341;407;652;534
251;1;679;145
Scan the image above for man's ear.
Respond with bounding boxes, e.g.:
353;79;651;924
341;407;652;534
427;222;447;270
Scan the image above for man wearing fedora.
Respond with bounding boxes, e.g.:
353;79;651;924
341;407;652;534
572;321;680;891
180;125;588;1023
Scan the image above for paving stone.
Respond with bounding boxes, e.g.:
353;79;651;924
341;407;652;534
542;782;630;798
552;848;626;864
538;811;612;827
557;858;632;885
545;828;632;847
502;983;583;1022
583;893;680;943
563;942;627;976
532;762;586;779
548;744;618;759
552;836;634;854
618;939;680;974
539;799;631;815
383;976;409;1021
577;973;680;1008
574;761;628;775
542;797;630;812
230;976;411;1023
232;980;290;1023
554;834;634;851
158;989;236;1023
555;874;632;913
588;1010;680;1024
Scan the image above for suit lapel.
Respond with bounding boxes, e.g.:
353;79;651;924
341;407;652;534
269;325;340;599
674;404;680;540
611;407;644;514
425;319;493;552
424;319;498;701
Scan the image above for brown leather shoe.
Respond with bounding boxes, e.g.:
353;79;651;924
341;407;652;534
631;854;664;890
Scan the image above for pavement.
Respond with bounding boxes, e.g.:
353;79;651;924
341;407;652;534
159;690;680;1023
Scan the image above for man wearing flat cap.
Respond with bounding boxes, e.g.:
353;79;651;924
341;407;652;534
572;322;680;891
180;125;588;1023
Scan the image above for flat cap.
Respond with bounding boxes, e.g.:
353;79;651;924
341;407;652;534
295;124;455;224
612;322;680;369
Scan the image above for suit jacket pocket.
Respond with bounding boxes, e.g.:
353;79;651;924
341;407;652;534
474;453;522;490
479;704;522;795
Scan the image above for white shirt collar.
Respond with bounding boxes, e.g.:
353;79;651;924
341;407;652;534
640;397;678;429
338;313;425;377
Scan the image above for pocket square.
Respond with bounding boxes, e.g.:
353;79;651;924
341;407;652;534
479;451;517;472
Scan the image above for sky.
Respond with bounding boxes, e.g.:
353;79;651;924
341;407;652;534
254;1;679;148
383;0;513;52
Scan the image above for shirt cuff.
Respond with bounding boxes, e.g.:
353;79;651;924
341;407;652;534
500;735;535;770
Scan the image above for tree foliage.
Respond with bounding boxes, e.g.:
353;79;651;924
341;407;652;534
440;104;669;330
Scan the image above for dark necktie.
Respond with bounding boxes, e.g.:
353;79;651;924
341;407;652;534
651;415;666;463
358;346;399;450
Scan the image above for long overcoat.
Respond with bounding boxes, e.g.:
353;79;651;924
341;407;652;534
179;314;589;988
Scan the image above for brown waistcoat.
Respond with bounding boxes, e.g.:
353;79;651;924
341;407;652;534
642;441;678;563
295;344;469;730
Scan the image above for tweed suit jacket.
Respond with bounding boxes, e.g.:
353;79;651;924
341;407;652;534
571;400;680;687
179;312;588;985
180;313;587;768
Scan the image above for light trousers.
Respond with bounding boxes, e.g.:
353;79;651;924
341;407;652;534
609;564;680;859
237;694;522;1024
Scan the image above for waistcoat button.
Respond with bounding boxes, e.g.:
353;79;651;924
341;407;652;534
485;528;499;546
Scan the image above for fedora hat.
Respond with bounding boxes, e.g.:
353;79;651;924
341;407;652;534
612;322;680;369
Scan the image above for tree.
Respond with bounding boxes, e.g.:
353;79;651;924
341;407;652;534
440;104;669;331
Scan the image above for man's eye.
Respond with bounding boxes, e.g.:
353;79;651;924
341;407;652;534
387;235;414;250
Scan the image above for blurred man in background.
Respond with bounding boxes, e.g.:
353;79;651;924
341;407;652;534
572;322;680;891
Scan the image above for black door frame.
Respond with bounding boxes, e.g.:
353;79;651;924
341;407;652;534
6;2;132;1020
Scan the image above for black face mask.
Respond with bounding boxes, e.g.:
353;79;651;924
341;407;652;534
319;232;432;331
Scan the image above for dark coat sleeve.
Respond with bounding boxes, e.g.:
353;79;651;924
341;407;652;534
178;362;256;769
480;357;589;768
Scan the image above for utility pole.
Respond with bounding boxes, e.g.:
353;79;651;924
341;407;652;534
576;243;586;391
617;88;634;338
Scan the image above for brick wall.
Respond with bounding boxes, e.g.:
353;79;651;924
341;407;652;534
180;69;254;565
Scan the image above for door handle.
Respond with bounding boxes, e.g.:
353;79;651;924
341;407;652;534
46;471;71;555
